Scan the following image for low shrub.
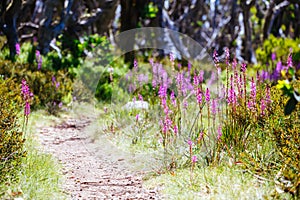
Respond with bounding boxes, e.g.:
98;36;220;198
256;35;300;69
269;74;300;197
0;78;26;181
0;60;73;114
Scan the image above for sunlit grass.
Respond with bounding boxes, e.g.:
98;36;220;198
0;111;66;199
144;164;292;200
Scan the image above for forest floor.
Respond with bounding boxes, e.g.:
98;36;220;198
36;107;162;199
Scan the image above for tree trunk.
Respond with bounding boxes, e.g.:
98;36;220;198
120;0;139;66
241;0;257;63
0;0;22;59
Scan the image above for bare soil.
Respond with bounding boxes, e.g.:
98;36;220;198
38;114;162;200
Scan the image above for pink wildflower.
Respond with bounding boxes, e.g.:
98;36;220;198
199;70;204;83
134;59;138;71
170;91;177;106
24;101;30;116
271;52;276;61
260;99;266;116
241;63;247;73
211;99;218;116
36;50;42;70
196;88;202;105
217;126;222;141
287;48;293;68
21;79;32;117
191;155;198;163
138;93;143;101
193;74;199;86
205;88;210;103
213;49;219;64
265;85;271;105
188;62;192;72
250;77;256;103
15;43;20;55
187;139;193;146
183;99;188;109
136;114;139;122
158;85;167;98
173;125;178;135
225;47;230;65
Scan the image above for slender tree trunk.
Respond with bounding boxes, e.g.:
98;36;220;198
120;0;139;66
241;0;256;63
0;0;22;59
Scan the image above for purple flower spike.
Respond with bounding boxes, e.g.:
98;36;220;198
241;63;247;72
134;59;138;71
193;74;199;86
192;155;198;163
55;81;60;89
271;52;276;61
188;62;192;72
196;88;203;105
187;139;193;146
138;93;143;101
15;43;20;55
211;99;218;116
21;79;29;97
260;99;266;116
158;85;167;98
265;86;272;105
205;88;210;103
136;114;139;122
213;49;219;64
287;48;293;68
225;47;230;65
199;70;204;83
21;79;32;117
35;50;40;61
170;91;177;106
173;125;178;135
52;76;56;85
217;125;222;140
250;77;256;101
25;101;30;116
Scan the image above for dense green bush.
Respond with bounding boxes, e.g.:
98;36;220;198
256;35;300;67
0;60;73;114
0;78;26;181
269;79;300;197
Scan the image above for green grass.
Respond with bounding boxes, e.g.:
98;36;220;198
96;100;294;199
144;165;291;200
0;110;66;199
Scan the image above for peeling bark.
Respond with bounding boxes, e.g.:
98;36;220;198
37;0;74;54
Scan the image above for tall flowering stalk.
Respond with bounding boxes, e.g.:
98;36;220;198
287;48;293;70
225;48;230;118
205;88;211;130
248;77;257;113
211;99;218;129
21;79;33;127
36;50;42;70
241;63;247;108
217;125;222;141
228;75;237;112
213;50;220;96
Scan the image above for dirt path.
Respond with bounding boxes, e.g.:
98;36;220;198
38;115;161;199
